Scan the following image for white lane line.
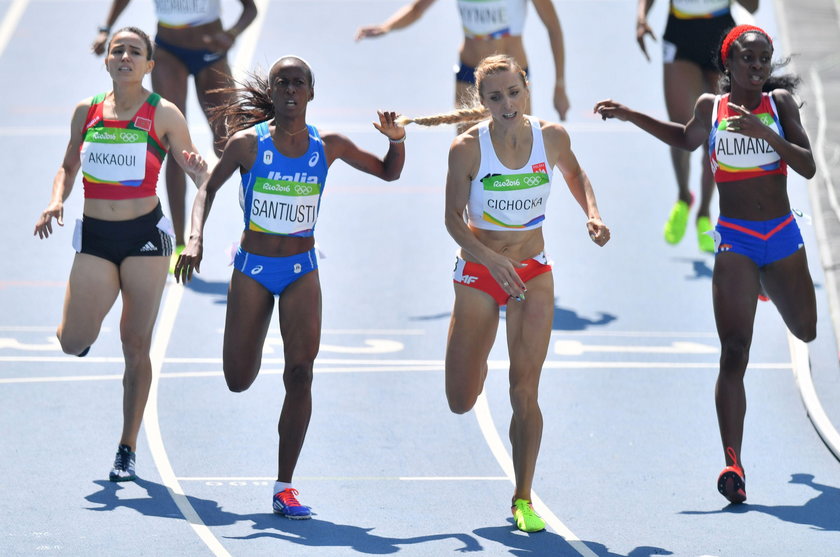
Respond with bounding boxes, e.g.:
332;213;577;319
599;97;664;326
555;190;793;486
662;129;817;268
789;333;840;461
808;68;840;349
0;0;28;59
177;476;509;482
0;361;793;384
474;393;598;556
144;284;231;557
136;7;270;555
0;361;792;383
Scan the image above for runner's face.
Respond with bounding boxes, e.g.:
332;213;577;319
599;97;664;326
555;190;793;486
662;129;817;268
480;70;528;124
269;62;314;116
726;34;773;92
106;32;153;81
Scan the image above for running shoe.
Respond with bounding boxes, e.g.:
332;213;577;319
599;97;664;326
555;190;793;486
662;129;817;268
273;488;312;519
696;216;715;253
169;244;185;274
512;498;545;532
109;444;137;482
663;194;694;245
717;446;746;504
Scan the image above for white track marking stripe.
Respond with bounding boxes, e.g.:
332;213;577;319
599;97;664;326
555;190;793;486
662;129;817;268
0;0;28;59
0;361;793;383
474;393;598;556
145;284;231;557
788;334;840;461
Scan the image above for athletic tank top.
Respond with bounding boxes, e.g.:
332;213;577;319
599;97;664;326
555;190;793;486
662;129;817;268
155;0;221;28
709;93;787;183
466;116;552;231
457;0;527;39
670;0;731;19
80;92;166;200
239;121;329;237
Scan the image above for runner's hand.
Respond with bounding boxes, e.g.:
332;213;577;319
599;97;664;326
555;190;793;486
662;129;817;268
174;239;203;284
587;218;610;247
355;25;387;40
636;18;656;61
34;202;64;239
373;110;406;143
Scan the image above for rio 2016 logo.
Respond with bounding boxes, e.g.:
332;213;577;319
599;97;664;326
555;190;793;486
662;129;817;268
294;184;313;195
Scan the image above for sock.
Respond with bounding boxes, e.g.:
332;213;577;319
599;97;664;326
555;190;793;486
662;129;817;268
274;481;292;495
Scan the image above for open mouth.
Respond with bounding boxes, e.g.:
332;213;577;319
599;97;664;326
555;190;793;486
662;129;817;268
502;111;517;119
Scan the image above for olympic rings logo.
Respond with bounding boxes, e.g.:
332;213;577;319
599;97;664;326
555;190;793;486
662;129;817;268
294;184;313;195
522;176;542;186
120;132;140;142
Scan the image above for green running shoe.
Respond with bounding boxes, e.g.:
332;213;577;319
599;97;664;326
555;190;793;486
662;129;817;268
512;499;545;532
664;200;691;245
697;216;715;253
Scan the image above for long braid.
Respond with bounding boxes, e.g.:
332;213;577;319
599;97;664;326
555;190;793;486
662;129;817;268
398;54;527;129
397;106;489;127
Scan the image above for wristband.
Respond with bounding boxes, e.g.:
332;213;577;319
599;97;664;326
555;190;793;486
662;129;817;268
98;25;111;34
389;134;406;144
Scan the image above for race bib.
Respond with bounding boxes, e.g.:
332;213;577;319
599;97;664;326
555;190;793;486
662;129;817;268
154;0;219;27
715;114;781;170
249;178;321;235
671;0;730;18
80;127;147;186
481;172;549;228
459;0;509;38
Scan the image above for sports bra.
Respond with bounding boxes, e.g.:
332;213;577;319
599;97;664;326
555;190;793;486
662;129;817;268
670;0;731;19
155;0;222;28
466;116;552;231
709;92;787;183
80;92;166;200
239;121;329;237
457;0;527;39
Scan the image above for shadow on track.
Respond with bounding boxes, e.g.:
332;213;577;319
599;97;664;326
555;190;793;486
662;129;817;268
680;473;840;531
474;524;673;556
85;479;483;553
410;301;617;332
182;276;230;304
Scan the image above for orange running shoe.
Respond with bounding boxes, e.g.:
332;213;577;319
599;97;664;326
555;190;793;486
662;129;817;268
717;446;746;504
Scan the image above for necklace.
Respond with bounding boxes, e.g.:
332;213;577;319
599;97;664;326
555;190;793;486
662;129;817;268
282;126;309;136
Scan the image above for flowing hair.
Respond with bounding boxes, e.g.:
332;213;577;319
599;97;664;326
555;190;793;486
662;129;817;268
208;56;315;140
397;54;529;128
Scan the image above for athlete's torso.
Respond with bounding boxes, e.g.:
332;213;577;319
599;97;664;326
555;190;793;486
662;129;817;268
239;121;329;238
467;116;552;232
709;92;787;183
80;92;166;201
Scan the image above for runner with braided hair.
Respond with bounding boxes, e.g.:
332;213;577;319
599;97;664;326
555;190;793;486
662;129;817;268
402;54;609;531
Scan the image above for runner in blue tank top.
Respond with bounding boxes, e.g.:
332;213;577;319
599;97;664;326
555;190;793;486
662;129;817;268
173;56;406;519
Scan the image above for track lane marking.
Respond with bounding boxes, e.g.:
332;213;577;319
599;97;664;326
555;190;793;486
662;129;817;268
474;393;598;556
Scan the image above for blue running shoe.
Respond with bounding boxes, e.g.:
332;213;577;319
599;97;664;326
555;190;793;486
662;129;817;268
273;488;311;519
109;444;136;482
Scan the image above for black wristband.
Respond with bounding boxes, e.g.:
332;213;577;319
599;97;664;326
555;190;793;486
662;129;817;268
98;26;111;34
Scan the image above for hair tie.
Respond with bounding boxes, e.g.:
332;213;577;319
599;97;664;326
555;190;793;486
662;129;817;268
720;25;772;66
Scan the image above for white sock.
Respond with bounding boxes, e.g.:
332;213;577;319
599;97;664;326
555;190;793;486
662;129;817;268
274;481;292;495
